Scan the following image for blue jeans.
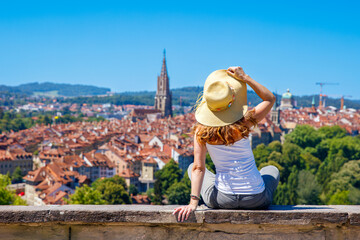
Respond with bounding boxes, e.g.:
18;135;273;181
187;163;280;209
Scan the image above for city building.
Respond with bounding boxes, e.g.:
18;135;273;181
23;162;88;205
280;89;295;110
0;147;33;175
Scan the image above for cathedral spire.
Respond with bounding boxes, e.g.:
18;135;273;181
155;50;172;117
159;49;169;93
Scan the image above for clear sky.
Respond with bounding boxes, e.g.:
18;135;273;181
0;1;359;98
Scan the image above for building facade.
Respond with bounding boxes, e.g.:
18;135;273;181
280;89;295;110
0;148;33;175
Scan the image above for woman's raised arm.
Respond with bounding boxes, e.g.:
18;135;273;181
227;66;275;124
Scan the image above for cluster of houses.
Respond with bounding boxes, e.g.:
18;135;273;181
1;89;360;205
1;113;195;205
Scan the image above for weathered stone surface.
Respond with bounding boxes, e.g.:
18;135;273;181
0;205;359;239
0;224;69;240
0;205;358;225
202;205;350;225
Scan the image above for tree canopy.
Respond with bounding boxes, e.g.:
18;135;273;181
0;174;27;205
68;176;131;205
253;124;360;205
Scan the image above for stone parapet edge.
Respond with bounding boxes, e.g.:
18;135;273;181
0;205;358;226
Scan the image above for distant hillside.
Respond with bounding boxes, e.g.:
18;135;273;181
61;86;360;109
0;82;110;97
1;82;358;109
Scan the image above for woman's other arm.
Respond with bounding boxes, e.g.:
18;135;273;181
227;66;276;124
172;134;207;222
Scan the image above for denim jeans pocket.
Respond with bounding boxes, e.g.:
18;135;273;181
239;191;269;209
216;191;239;209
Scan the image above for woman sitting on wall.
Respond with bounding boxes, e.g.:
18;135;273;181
173;66;280;222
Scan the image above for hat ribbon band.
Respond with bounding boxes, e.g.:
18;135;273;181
208;82;236;112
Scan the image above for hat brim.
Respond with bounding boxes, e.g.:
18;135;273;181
195;70;248;127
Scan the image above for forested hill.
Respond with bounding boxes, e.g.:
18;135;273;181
1;82;359;109
0;82;110;97
61;86;360;109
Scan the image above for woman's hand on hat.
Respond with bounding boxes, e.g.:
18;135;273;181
227;66;249;82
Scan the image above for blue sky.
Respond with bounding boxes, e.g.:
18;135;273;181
0;1;359;98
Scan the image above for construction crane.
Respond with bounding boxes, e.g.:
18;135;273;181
316;82;339;108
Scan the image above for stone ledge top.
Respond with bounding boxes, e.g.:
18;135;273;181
0;205;359;226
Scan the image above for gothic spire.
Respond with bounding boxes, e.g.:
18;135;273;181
160;49;169;93
155;50;172;117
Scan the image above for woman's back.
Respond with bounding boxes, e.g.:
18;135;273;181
173;67;279;220
206;137;265;195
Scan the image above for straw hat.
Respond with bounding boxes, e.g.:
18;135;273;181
195;69;248;126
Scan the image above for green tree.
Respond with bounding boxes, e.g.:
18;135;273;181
166;170;192;205
146;188;155;203
12;166;24;183
273;182;288;205
314;139;331;161
12;195;27;205
285;125;321;149
92;175;128;191
167;181;191;205
95;181;131;204
268;141;282;153
0;188;15;205
324;160;360;204
273;167;298;205
296;170;322;204
68;184;106;205
281;143;305;179
152;160;183;204
0;174;11;187
91;176;131;204
129;184;139;196
348;186;360;204
317;137;360;185
152;178;163;205
0;174;27;205
253;144;272;166
327;137;360;161
318;125;347;139
155;159;182;195
301;152;321;174
328;190;351;205
286;167;299;205
267;151;283;165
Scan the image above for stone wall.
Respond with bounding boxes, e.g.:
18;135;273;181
0;205;359;240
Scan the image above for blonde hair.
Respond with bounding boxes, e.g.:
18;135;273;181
193;108;257;146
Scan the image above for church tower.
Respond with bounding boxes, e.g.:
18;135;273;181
271;94;280;126
155;50;172;117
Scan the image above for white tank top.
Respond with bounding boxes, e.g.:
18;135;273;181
206;137;265;195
